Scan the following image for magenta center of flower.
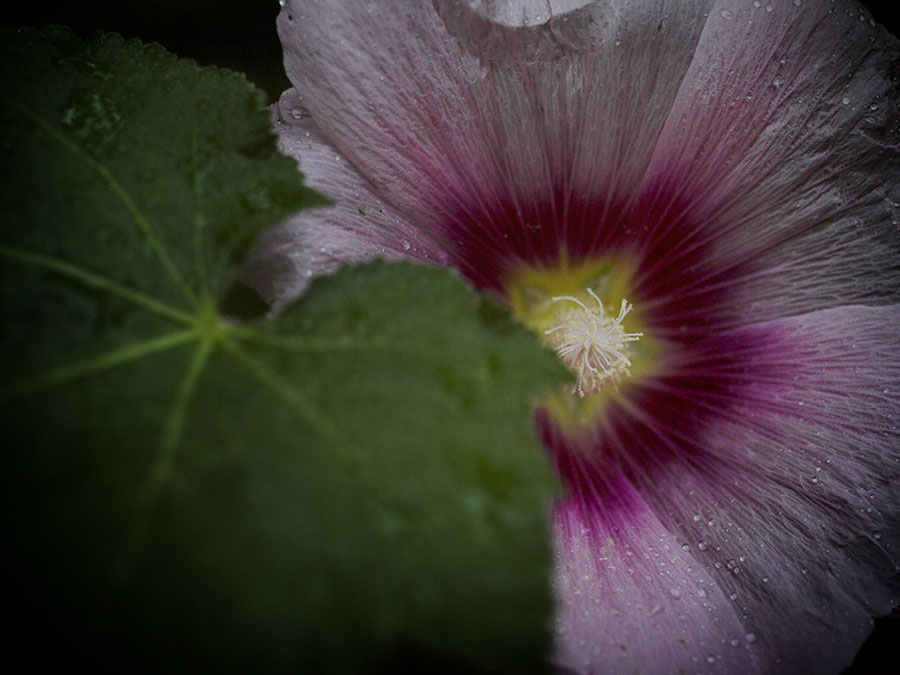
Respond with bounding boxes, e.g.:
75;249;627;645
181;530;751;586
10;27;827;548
438;185;783;504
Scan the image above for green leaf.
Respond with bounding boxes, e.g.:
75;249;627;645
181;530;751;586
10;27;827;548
1;27;568;673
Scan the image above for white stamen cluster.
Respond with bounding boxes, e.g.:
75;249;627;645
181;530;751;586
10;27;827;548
544;290;643;397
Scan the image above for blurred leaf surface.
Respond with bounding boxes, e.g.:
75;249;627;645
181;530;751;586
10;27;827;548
0;27;566;673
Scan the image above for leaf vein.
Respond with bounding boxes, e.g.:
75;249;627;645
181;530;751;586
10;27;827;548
115;337;214;591
1;328;199;401
0;244;195;324
237;330;444;360
224;340;358;463
1;96;194;302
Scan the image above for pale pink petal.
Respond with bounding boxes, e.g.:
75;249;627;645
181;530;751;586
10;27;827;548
276;0;716;275
621;303;900;674
240;89;445;309
552;475;763;674
447;0;593;27
642;0;900;325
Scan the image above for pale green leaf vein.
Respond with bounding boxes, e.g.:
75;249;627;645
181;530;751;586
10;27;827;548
223;340;358;463
2;96;193;301
192;163;210;300
115;337;213;590
0;244;195;325
1;328;199;402
237;330;445;360
142;337;214;513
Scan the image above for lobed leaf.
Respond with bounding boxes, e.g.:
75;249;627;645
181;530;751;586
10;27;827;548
1;27;567;673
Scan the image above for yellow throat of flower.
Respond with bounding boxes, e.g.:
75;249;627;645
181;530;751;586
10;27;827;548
506;258;656;415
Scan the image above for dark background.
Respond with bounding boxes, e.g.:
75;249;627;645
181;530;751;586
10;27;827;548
4;2;291;102
3;1;898;673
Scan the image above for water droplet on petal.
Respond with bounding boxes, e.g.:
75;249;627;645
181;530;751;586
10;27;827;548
746;632;757;643
401;239;412;251
720;9;735;20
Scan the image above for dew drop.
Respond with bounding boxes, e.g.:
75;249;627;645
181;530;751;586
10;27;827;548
766;4;774;12
746;632;757;644
720;9;735;20
670;588;682;599
753;0;761;6
731;638;740;647
698;541;709;551
401;239;412;251
793;0;802;6
842;96;851;105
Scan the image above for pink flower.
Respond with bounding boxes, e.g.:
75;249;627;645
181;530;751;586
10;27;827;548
244;1;900;673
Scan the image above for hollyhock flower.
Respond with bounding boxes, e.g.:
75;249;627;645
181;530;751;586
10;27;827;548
243;0;900;673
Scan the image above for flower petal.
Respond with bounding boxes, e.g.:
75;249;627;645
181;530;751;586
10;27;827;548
240;89;444;309
624;303;900;674
276;0;716;281
551;473;763;674
643;0;900;324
